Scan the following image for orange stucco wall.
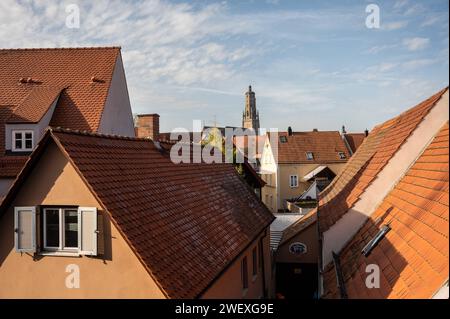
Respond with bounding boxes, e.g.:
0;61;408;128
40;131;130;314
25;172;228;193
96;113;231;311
203;230;273;299
0;141;165;298
275;222;318;264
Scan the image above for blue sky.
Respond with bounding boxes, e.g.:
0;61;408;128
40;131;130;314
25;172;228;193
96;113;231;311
0;0;448;133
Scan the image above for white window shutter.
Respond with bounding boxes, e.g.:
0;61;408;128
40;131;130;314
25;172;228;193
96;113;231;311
79;207;97;256
14;207;37;253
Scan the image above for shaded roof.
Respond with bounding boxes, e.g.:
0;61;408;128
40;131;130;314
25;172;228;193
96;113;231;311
0;128;274;299
322;122;449;299
6;86;63;123
270;212;306;250
271;131;350;164
318;88;448;233
0;47;120;177
279;209;317;246
343;133;366;154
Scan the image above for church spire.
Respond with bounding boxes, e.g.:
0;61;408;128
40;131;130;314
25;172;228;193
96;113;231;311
242;85;260;133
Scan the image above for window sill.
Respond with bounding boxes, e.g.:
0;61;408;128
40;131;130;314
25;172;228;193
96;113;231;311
39;251;81;257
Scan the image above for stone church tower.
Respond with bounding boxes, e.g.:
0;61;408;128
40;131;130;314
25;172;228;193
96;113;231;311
242;85;260;133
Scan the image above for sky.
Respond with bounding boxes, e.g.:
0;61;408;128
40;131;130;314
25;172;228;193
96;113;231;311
0;0;448;133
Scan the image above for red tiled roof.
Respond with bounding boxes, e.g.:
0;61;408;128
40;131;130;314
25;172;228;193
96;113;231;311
1;128;274;298
318;88;448;232
6;86;63;123
272;131;350;164
322;122;449;299
0;47;120;177
344;133;366;154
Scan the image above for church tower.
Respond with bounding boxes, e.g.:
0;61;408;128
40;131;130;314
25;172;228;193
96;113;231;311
242;85;260;133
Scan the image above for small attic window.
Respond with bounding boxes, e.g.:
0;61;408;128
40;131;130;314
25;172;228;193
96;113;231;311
361;224;391;257
12;130;34;152
306;152;314;160
338;152;346;159
279;136;287;143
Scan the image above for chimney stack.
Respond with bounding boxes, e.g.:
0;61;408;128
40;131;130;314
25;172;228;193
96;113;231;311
288;126;293;136
135;114;160;140
364;128;369;137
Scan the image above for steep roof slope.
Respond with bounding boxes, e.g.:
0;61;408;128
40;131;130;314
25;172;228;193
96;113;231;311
0;47;120;177
322;122;449;298
344;133;366;154
318;88;448;232
1;128;274;298
273;131;350;164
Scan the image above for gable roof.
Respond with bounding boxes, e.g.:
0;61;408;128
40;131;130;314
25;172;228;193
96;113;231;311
343;133;366;154
322;122;449;299
0;128;274;299
271;131;350;164
318;88;448;233
0;47;120;177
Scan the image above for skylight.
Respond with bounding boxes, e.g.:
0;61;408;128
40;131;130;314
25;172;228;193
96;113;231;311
306;152;314;160
338;152;346;159
279;136;287;143
361;224;391;257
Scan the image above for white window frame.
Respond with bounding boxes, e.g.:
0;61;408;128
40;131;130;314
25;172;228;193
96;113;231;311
305;152;314;160
43;208;81;253
289;175;298;188
12;130;34;152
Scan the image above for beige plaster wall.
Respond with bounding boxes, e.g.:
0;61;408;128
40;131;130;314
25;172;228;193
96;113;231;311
0;141;165;298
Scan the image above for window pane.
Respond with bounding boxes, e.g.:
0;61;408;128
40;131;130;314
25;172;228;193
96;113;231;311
15;132;22;140
15;139;22;149
25;138;32;149
45;210;60;248
25;132;32;139
64;210;78;248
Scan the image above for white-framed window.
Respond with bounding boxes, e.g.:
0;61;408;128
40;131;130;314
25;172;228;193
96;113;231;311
12;130;34;152
14;206;98;256
289;175;298;188
43;208;80;252
305;151;314;160
338;152;347;159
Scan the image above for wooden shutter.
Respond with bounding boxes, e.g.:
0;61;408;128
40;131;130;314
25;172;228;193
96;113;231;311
14;207;36;253
79;207;97;256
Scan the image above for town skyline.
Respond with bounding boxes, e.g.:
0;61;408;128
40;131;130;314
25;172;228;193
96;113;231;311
1;0;448;133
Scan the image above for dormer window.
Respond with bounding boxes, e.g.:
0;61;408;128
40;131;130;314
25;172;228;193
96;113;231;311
12;130;34;152
338;152;346;159
306;152;314;160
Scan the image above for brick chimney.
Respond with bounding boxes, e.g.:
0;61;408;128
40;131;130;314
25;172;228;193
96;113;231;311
135;114;160;140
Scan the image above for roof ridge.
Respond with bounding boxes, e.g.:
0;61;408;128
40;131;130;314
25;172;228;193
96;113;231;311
0;46;121;51
49;127;151;142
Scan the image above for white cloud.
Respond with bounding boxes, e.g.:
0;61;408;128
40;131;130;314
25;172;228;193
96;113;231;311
403;37;430;51
383;21;408;30
394;0;409;9
421;15;441;27
402;58;438;70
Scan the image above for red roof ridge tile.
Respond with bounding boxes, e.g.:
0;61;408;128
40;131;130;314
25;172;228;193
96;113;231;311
49;127;151;142
0;46;121;51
